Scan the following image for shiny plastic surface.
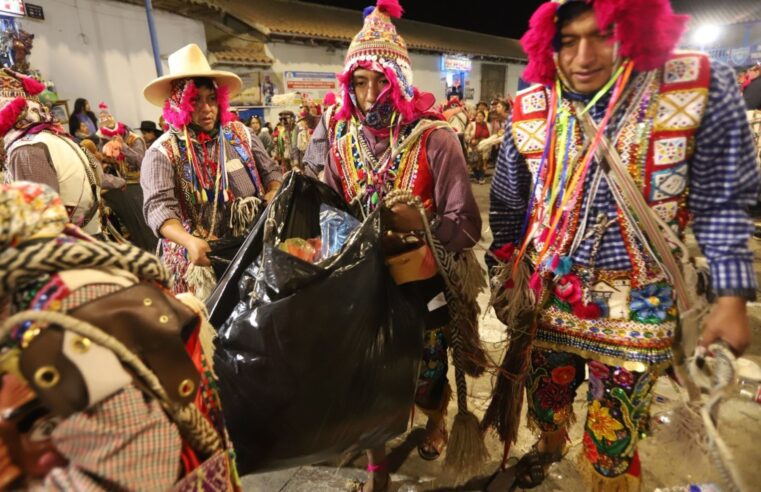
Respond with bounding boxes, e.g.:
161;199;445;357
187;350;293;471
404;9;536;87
208;174;425;473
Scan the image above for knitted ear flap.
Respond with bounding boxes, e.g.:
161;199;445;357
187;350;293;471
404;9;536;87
0;97;27;136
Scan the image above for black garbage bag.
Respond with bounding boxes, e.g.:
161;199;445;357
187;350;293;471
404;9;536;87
208;173;425;474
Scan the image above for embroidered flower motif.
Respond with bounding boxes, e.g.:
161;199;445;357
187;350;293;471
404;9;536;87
537;381;572;410
551;365;576;386
613;368;634;388
554;274;582;304
630;284;673;321
587;400;624;442
583;431;600;463
553;406;572;425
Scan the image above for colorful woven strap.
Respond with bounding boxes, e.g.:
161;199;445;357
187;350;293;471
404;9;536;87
577;110;693;312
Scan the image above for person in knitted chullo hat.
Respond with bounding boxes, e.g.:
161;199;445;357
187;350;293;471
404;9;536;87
303;0;488;489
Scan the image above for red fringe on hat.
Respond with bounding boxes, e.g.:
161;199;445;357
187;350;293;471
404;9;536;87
595;0;688;72
99;122;126;138
377;0;403;19
21;76;45;96
217;85;235;125
334;62;417;124
521;0;688;86
520;1;561;87
0;97;27;136
162;81;198;129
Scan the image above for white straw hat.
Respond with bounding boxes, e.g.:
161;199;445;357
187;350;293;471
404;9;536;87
143;44;242;107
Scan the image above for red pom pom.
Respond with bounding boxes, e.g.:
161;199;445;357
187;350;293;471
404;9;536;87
99;102;108;110
573;302;602;320
0;97;27;136
520;2;561;86
494;243;516;263
323;91;337;106
21;76;45;96
377;0;403;19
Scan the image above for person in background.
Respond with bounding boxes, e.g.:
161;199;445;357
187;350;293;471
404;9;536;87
139;120;164;147
96;103;146;182
273;110;300;172
249;115;273;155
67;98;98;143
464;110;491;184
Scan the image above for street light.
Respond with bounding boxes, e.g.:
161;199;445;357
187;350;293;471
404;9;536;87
693;24;722;47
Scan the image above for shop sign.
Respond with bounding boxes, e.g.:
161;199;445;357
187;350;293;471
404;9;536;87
284;71;337;90
0;1;24;16
441;56;472;72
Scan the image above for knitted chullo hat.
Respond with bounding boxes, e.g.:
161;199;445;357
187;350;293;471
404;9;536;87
522;0;688;86
98;102;115;128
335;0;428;123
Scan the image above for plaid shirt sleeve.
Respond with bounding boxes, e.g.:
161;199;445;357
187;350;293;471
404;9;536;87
487;117;532;270
689;59;761;299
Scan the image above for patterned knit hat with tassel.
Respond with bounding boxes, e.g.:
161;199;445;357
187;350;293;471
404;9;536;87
344;0;413;98
335;0;429;123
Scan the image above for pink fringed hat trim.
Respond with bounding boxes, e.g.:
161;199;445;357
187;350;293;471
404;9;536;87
162;80;198;129
521;0;689;86
335;61;417;124
162;79;235;130
0;97;27;137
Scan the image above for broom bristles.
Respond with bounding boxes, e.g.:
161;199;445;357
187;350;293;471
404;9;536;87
444;411;490;484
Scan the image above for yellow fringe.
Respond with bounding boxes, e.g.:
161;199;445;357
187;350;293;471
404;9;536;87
576;452;641;492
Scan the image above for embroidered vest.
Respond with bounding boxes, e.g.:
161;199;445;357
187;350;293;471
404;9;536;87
327;112;437;213
513;52;711;232
157;121;264;234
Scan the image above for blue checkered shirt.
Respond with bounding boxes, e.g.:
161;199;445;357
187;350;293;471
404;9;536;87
490;60;760;299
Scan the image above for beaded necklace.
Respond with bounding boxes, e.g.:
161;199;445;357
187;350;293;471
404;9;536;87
513;61;634;276
336;116;413;213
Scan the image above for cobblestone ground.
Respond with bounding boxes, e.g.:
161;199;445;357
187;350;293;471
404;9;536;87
243;178;761;491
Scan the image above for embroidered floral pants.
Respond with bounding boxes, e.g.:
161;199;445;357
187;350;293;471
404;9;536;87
415;326;449;412
527;348;656;485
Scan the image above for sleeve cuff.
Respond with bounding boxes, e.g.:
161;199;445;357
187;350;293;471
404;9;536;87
709;258;757;298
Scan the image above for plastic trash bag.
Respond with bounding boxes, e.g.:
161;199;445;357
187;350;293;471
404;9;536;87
319;204;361;260
207;173;425;474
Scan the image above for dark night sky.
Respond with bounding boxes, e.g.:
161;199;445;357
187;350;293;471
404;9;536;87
302;0;547;39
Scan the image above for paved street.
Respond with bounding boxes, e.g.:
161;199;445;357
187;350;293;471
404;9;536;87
243;176;761;491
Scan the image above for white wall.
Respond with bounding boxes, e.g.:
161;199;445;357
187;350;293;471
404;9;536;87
22;0;205;127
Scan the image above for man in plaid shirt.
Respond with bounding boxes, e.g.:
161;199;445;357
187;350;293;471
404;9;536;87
485;1;759;490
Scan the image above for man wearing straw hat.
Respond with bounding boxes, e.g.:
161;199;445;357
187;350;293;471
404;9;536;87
141;44;282;296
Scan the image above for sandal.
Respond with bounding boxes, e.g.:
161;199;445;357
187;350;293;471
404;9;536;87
510;445;564;490
348;462;390;492
417;417;449;461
